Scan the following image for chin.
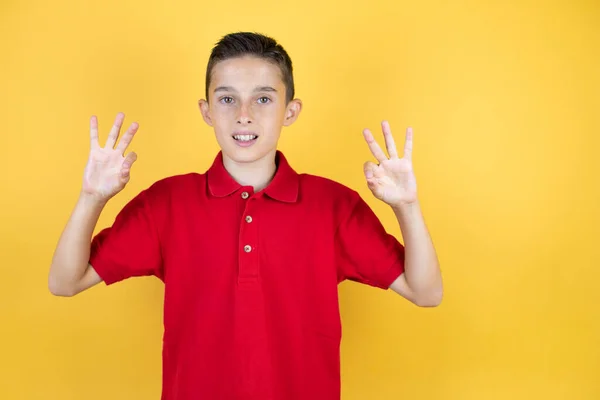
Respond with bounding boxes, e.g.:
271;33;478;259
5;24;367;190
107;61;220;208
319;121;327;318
215;130;280;163
222;144;276;164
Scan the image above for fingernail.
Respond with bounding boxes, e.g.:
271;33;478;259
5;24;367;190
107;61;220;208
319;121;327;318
365;170;373;178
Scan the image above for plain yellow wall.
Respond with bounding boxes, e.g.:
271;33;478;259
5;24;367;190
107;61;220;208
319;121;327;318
1;0;598;398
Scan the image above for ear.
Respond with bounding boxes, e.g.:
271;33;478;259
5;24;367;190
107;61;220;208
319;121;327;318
282;99;302;127
198;99;213;126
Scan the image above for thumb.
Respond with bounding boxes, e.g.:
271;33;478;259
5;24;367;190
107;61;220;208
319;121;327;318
363;161;377;180
120;152;137;180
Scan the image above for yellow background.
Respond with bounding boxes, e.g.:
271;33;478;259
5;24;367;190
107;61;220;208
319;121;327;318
1;0;598;398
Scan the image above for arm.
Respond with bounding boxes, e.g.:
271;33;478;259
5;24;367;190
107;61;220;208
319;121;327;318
48;112;139;297
388;201;442;306
48;194;106;296
362;122;443;307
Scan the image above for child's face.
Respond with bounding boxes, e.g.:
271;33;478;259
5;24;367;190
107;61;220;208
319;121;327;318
199;56;301;165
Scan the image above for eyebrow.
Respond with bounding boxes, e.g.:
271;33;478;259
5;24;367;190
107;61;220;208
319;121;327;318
213;86;278;93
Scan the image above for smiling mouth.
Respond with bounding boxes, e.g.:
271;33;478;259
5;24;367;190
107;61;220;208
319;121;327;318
233;134;258;142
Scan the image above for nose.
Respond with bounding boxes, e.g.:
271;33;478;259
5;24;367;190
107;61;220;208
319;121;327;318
237;103;252;124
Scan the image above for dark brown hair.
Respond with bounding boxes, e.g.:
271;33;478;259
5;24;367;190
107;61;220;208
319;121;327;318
205;32;295;103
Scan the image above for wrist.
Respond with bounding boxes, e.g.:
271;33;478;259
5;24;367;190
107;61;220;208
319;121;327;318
78;191;109;209
390;199;420;215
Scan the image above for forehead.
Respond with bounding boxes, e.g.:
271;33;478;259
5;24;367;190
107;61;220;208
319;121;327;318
209;56;284;89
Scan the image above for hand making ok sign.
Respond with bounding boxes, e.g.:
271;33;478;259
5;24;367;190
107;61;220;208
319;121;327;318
363;121;418;208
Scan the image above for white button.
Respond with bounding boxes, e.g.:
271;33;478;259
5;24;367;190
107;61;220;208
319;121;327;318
245;215;252;223
244;245;252;252
241;191;249;199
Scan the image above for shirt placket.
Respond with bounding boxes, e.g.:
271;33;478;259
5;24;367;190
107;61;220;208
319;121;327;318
234;189;271;397
238;188;259;285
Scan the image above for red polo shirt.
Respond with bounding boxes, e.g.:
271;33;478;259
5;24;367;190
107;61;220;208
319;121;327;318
90;150;405;400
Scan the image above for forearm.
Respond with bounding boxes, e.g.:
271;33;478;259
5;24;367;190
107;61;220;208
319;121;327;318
48;192;106;295
392;200;442;305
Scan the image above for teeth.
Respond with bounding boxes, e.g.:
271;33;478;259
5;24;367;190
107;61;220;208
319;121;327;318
234;134;257;141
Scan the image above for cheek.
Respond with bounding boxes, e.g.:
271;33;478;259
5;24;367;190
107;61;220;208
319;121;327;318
255;104;285;122
212;105;234;117
210;107;235;126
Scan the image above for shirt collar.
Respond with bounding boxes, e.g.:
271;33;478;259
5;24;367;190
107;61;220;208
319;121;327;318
207;150;299;203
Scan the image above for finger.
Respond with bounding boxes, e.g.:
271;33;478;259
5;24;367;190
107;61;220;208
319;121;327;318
120;152;137;180
363;161;378;179
404;127;413;161
381;120;398;159
116;121;139;153
122;151;137;170
365;174;381;197
90;115;100;150
105;112;125;149
363;128;387;163
366;178;378;192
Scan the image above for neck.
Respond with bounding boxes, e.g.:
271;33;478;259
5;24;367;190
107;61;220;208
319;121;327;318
222;150;278;192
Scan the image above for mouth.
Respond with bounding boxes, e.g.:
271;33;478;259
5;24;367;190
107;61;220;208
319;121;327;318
232;132;259;147
232;133;258;142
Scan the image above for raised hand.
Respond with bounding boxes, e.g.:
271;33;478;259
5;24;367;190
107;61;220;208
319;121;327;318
82;112;139;201
362;121;418;207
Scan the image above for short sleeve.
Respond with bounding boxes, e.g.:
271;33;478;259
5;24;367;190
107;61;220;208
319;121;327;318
335;194;405;289
89;188;163;285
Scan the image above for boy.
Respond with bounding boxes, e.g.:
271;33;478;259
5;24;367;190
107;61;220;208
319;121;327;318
49;32;442;400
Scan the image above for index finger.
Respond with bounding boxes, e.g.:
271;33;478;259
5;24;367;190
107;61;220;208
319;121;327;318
404;127;413;160
116;122;140;153
90;115;100;150
363;128;388;163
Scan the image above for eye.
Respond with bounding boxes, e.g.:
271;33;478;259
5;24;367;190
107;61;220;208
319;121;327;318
257;96;271;104
219;96;234;104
